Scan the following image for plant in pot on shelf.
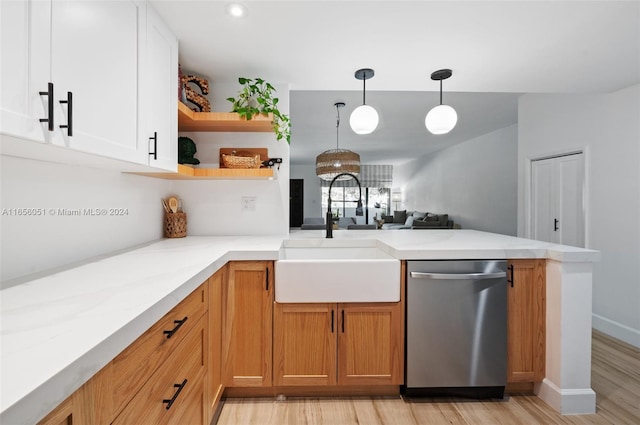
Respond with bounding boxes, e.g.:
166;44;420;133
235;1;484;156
226;77;291;144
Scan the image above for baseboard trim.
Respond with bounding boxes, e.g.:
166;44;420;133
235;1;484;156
535;378;596;415
592;314;640;348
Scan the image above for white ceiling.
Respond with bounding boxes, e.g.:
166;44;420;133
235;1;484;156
151;0;640;165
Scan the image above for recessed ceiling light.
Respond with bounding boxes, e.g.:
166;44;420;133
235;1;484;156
226;3;248;18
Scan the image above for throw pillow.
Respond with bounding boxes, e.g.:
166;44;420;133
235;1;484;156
424;213;440;222
404;215;415;226
393;210;407;223
413;211;427;219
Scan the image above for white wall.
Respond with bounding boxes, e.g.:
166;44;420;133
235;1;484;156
0;154;171;284
395;125;518;235
290;164;323;220
517;85;640;347
173;80;290;236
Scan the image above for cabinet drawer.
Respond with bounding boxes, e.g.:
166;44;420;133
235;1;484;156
111;283;207;413
112;314;206;425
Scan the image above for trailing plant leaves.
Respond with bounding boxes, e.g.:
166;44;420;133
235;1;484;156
227;76;291;143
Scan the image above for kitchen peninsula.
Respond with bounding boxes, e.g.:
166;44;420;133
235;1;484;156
0;230;599;424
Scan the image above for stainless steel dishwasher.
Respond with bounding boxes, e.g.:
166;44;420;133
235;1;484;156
404;260;507;399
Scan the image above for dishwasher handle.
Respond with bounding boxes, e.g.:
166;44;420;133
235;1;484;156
410;271;507;280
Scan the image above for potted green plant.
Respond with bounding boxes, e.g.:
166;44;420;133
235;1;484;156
226;77;291;144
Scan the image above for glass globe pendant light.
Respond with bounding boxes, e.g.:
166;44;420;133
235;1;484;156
425;69;457;135
350;68;379;135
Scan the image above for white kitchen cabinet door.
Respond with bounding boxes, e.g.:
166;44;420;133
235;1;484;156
1;0;52;143
141;3;178;171
49;0;146;165
531;152;585;247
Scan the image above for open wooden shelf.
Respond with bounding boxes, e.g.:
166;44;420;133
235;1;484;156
178;102;274;132
129;164;275;180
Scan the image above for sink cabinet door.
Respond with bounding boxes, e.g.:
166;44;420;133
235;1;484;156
337;303;404;386
273;303;337;386
223;261;273;387
507;259;546;383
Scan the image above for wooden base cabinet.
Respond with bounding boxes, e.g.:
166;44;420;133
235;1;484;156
222;261;273;388
207;266;225;423
507;259;546;383
274;302;404;387
38;281;209;425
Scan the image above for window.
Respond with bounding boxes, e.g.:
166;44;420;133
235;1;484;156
321;187;390;222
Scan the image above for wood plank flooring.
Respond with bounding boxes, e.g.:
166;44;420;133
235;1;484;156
216;330;640;425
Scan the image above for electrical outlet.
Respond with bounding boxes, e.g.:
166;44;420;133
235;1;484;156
241;196;256;211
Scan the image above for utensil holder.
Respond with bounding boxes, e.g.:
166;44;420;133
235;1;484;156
164;212;187;238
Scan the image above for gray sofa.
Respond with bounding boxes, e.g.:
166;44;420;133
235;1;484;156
381;210;454;229
300;217;325;230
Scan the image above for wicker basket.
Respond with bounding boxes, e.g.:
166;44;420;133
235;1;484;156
221;153;261;169
164;212;187;238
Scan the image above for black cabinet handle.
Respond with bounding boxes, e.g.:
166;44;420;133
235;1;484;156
39;82;54;131
59;91;72;136
507;264;514;287
266;267;269;291
163;316;187;339
149;131;157;160
554;218;559;232
162;379;187;410
341;310;345;333
331;309;334;333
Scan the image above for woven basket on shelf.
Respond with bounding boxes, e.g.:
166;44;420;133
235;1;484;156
221;153;261;169
164;212;187;238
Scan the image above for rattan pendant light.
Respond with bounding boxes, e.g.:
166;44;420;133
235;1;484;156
316;102;361;181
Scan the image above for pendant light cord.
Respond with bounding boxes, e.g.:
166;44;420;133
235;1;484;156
362;78;366;105
336;104;340;149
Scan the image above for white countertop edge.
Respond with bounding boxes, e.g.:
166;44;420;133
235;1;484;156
0;245;279;425
0;231;599;423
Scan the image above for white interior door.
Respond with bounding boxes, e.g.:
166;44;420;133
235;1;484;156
531;153;585;247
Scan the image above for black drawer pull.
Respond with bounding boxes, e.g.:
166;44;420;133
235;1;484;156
162;379;187;410
39;82;54;131
163;316;188;339
508;264;514;287
59;91;72;136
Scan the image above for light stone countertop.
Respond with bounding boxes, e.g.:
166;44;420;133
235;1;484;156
0;230;599;424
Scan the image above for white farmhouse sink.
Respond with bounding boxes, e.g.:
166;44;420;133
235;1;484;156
275;242;400;303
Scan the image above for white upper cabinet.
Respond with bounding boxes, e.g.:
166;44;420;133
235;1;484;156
48;0;145;164
140;3;178;172
1;0;52;143
1;0;179;171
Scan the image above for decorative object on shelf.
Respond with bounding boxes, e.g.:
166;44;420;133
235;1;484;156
178;136;200;165
181;73;211;112
316;102;361;181
222;153;261;169
262;157;283;169
219;147;268;169
350;68;379;135
226;77;291;143
163;195;187;238
178;64;185;102
425;68;457;135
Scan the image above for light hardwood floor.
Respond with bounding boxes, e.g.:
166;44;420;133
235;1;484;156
216;330;639;424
